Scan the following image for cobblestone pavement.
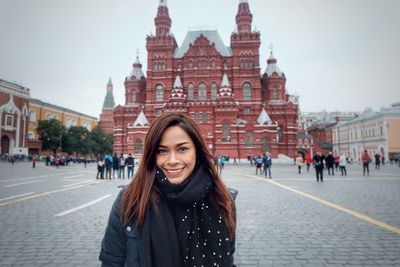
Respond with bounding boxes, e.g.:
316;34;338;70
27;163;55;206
0;161;399;266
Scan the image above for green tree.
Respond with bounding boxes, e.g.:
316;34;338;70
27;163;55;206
63;126;90;156
36;119;66;155
88;126;113;157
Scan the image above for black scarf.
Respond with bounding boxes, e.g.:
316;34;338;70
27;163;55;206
142;165;232;267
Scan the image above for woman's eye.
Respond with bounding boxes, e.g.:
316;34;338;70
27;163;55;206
178;146;189;152
157;148;168;154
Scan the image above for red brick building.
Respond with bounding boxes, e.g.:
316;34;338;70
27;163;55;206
109;0;298;159
0;79;30;156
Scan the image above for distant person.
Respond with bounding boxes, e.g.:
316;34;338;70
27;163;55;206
361;150;371;176
263;152;272;178
32;155;37;168
374;154;381;170
104;153;113;179
118;154;125;179
339;153;347;176
295;154;304;174
126;153;134;179
325;151;335;175
381;155;385;166
255;156;263;175
313;152;324;182
334;154;340;171
305;152;312;171
112;153;119;178
96;158;105;179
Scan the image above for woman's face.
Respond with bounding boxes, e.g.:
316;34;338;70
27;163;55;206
156;125;197;185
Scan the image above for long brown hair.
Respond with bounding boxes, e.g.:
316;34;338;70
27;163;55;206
119;113;236;237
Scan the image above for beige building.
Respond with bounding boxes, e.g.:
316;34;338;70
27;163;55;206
332;103;400;161
28;98;98;155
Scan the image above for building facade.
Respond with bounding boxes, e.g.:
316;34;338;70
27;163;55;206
0;79;30;156
298;111;358;132
109;0;299;159
332;103;400;162
28;98;98;155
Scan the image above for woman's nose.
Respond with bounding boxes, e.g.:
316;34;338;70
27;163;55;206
167;152;179;164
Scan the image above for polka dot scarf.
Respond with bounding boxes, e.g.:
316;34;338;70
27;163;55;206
142;165;233;267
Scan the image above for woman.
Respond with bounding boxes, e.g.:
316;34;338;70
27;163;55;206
99;113;236;266
295;154;304;174
339;153;347;176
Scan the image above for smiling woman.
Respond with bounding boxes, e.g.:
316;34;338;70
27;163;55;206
99;113;237;267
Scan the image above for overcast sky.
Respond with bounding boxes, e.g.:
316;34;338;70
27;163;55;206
1;0;399;118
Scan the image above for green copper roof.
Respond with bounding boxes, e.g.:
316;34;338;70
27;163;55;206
102;92;115;109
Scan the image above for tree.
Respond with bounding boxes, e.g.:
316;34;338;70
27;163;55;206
63;126;90;156
36;119;66;155
88;126;113;157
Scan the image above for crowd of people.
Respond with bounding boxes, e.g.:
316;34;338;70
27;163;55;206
96;153;136;180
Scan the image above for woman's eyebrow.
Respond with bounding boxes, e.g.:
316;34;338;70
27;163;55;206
158;142;189;147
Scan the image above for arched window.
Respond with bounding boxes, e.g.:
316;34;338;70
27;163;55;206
29;111;36;123
132;92;137;102
194;112;200;122
272;88;278;99
187;83;194;101
202;112;208;123
155;85;164;102
243;82;251;100
199;82;207;101
222;122;231;142
245;132;254;147
262;138;270;152
135;139;143;154
211;82;217;102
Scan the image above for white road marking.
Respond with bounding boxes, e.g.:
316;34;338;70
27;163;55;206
5;180;44;187
0;171;82;182
62;180;93;188
54;194;113;217
0;192;35;202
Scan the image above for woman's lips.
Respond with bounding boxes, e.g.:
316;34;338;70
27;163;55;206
165;167;184;178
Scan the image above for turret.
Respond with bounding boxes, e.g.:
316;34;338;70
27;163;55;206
155;0;171;37
235;0;253;33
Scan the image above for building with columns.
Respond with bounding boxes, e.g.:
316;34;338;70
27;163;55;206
0;79;30;156
105;0;299;159
332;103;400;162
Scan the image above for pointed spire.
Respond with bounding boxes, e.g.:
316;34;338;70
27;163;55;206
155;0;171;36
168;75;186;104
217;74;234;99
257;108;272;125
128;55;145;80
102;78;115;109
173;75;183;88
133;110;149;127
236;0;253;33
265;46;283;77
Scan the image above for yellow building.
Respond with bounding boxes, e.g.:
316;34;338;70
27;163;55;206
28;98;98;155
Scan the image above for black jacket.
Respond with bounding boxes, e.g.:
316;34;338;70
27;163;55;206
99;190;237;267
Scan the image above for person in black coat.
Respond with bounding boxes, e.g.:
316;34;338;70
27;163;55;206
313;152;325;182
99;113;237;267
325;151;335;175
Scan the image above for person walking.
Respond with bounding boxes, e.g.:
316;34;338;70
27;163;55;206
32;155;37;168
263;152;272;178
339;153;347;176
313;151;324;182
99;113;237;266
361;150;371;176
334;154;340;172
295;154;304;174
